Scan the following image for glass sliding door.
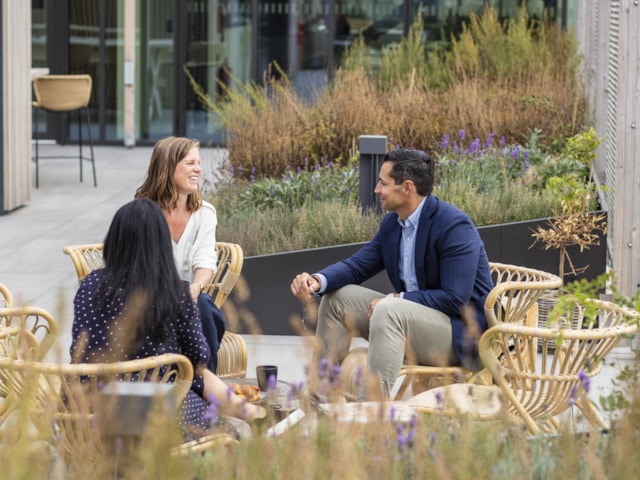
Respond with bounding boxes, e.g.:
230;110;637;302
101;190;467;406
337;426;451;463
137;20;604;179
184;0;253;144
32;0;47;137
67;0;120;142
333;0;406;68
138;0;174;141
295;0;330;100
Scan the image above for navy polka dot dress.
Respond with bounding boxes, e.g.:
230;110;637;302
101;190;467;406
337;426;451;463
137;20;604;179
71;270;213;440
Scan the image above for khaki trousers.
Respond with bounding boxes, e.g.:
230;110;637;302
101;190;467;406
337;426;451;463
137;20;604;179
312;284;459;398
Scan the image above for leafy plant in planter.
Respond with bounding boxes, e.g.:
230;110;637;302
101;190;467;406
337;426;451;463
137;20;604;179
529;128;608;336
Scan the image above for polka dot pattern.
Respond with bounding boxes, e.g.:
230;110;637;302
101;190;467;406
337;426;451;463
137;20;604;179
71;270;213;438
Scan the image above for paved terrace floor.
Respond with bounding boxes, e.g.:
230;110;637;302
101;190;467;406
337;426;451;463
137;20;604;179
0;143;636;428
0;143;311;385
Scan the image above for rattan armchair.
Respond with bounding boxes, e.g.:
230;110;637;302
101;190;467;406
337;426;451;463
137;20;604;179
63;242;248;379
0;283;13;308
0;351;194;474
0;326;42;420
0;306;58;359
32;74;97;188
342;262;563;401
407;298;640;434
0;304;58;418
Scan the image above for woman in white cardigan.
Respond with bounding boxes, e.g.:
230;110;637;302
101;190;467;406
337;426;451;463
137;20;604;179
135;136;225;372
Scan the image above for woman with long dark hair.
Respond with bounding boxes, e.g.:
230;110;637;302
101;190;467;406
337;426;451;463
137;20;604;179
71;198;265;439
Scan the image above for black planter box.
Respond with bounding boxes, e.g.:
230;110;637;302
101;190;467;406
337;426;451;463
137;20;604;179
226;214;606;335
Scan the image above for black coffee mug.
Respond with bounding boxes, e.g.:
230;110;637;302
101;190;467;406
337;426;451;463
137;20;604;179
256;365;278;391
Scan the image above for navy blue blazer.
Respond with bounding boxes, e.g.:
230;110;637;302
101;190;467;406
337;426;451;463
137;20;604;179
318;195;494;370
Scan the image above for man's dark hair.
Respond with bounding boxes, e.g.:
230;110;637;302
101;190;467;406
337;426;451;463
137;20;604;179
383;149;435;196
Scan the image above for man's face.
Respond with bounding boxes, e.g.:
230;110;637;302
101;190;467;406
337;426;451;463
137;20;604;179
374;161;406;213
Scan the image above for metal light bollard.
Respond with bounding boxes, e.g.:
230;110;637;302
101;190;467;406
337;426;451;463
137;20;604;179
358;134;387;215
98;381;178;437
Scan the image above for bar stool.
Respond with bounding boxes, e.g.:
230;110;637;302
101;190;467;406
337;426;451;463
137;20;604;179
32;74;97;188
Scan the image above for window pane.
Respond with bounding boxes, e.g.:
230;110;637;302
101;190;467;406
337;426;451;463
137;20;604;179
185;0;253;144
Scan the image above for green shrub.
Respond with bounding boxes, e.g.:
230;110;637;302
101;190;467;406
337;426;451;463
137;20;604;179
215;202;382;256
208;127;592;256
232;157;359;211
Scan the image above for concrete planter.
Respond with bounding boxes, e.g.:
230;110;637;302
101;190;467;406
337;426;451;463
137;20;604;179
226;213;606;336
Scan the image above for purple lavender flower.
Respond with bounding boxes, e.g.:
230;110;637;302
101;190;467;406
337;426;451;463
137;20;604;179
396;423;408;450
395;414;417;451
459;129;465;140
568;385;577;406
435;390;444;406
578;369;591;393
469;138;480;155
204;392;220;424
319;377;330;395
441;134;450;150
268;374;277;392
229;164;234;177
485;132;495;149
319;358;329;379
354;365;363;387
287;381;305;403
331;364;342;387
407;422;416;445
500;136;506;147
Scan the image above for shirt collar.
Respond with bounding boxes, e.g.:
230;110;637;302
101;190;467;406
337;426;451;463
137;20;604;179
397;196;427;229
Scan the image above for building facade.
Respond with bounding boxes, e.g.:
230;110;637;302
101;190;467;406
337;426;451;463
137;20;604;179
30;0;573;147
1;0;574;210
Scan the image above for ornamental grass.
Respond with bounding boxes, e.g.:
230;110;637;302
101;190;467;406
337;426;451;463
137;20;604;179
1;335;639;480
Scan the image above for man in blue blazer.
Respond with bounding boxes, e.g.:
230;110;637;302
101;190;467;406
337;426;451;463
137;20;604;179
291;148;494;399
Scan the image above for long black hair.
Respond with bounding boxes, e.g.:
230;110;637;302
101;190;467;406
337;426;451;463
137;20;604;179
98;198;189;348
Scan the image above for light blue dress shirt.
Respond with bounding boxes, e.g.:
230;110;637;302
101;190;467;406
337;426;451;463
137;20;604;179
397;197;426;297
314;197;427;297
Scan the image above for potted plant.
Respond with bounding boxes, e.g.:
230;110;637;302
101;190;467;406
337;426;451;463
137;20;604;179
529;128;608;335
